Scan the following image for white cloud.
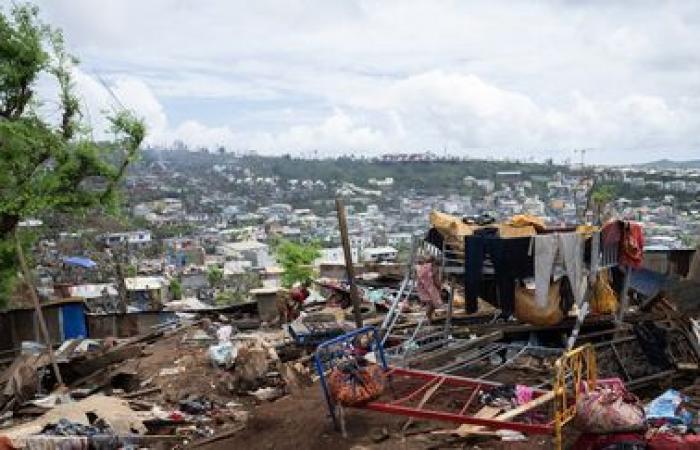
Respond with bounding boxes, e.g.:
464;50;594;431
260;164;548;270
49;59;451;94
33;0;700;162
67;69;168;142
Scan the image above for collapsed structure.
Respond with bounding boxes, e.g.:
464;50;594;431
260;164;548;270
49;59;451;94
1;210;699;449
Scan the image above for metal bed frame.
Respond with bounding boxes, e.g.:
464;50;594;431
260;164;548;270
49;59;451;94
315;326;599;450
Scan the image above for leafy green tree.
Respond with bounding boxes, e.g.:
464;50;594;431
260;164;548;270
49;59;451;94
275;240;320;287
207;265;223;288
590;184;616;224
0;3;145;306
125;264;137;277
169;278;182;300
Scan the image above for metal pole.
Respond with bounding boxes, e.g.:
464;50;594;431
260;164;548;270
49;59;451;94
335;197;363;328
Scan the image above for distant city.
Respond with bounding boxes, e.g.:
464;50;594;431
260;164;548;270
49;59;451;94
10;147;695;311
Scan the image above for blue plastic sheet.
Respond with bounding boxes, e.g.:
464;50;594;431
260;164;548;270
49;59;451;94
62;256;97;268
645;389;693;425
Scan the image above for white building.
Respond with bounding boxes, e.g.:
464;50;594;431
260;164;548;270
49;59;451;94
101;230;151;247
387;232;413;248
362;246;398;263
218;240;272;268
315;247;360;265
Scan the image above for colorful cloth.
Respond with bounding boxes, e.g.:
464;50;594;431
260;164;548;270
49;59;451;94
621;222;644;268
415;263;442;309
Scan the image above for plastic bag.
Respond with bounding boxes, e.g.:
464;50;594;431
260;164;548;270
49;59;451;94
575;386;645;433
328;363;386;406
645;389;693;426
208;342;237;368
514;280;564;326
591;271;618;315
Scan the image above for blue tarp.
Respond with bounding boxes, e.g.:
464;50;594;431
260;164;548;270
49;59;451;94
62;256;97;269
629;267;667;299
645;389;693;425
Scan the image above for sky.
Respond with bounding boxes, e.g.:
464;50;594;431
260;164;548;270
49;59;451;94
23;0;700;163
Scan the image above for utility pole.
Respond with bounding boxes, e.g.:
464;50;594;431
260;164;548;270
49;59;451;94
335;197;363;328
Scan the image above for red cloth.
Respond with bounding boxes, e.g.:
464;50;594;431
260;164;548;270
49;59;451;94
415;263;442;309
602;220;622;247
290;287;309;304
0;437;15;450
571;432;645;450
647;433;700;449
602;220;645;268
620;222;644;268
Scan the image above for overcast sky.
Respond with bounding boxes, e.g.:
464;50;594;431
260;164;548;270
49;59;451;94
28;0;700;163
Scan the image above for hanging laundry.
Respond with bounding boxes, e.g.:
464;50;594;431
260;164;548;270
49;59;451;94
602;220;645;269
534;234;557;308
415;262;442;310
533;232;586;309
620;222;644;268
559;232;586;305
464;233;533;317
601;220;623;247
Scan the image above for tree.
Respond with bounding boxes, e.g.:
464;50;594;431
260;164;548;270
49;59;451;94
169;278;182;300
275;240;320;287
125;264;137;277
590;184;616;224
0;4;145;305
207;265;223;288
0;3;145;385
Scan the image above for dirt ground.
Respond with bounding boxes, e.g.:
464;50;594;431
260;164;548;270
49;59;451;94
192;385;555;450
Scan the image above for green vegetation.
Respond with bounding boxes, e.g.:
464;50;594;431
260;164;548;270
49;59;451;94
169;278;182;300
125;264;137;277
207;265;223;288
152;223;197;239
591;184;616;209
238;155;559;193
274;239;320;287
0;3;145;307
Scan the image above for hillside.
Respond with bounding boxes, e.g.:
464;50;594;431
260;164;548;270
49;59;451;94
634;159;700;170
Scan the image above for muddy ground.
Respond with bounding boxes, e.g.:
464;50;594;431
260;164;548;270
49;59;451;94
193;385;555;450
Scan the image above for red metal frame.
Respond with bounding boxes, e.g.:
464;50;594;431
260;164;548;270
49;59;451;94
358;366;555;435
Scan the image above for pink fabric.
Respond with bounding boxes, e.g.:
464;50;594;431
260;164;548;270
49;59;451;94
415;263;442;308
515;384;533;405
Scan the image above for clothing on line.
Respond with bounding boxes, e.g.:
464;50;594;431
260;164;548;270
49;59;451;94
464;234;533;316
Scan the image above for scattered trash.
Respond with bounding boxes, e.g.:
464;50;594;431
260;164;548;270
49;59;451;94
158;366;186;377
575;385;645;433
249;387;283;402
208;342;237;368
645;389;693;426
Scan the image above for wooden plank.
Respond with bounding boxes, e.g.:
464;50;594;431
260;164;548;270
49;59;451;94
452;391;555;437
402;377;446;432
335;197;363;328
452;405;502;435
121;386;161;399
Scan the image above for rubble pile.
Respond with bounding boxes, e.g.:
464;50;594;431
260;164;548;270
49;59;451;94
0;318;314;449
0;211;699;449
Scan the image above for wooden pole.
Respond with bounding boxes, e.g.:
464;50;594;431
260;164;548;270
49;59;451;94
14;229;64;386
335;197;363;328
